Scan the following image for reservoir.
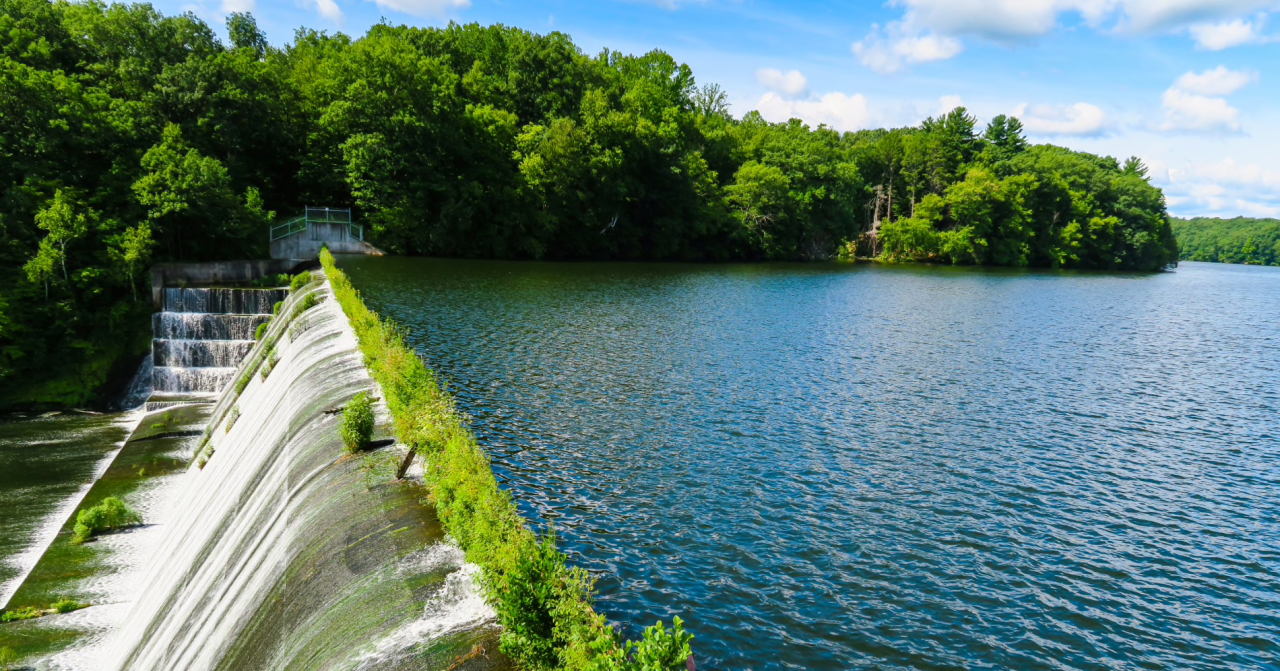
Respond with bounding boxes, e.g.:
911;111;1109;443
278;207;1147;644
341;258;1279;670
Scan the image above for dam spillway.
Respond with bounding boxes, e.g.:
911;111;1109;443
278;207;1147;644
2;273;504;670
151;287;286;398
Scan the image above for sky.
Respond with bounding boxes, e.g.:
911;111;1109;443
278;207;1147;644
169;0;1280;219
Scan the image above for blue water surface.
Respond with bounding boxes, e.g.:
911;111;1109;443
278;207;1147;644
342;258;1279;671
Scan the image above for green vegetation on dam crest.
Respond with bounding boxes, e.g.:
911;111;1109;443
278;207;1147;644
320;250;693;670
1;1;1175;408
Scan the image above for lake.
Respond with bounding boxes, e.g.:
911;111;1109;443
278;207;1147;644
342;259;1277;669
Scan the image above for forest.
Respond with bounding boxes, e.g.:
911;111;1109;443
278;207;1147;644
0;0;1179;407
1171;217;1280;266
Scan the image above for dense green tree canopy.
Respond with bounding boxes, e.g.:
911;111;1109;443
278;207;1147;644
0;1;1179;407
1171;217;1280;266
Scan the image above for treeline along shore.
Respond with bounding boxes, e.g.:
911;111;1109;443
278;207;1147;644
1;0;1179;407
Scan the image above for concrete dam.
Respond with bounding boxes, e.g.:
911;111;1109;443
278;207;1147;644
3;269;506;669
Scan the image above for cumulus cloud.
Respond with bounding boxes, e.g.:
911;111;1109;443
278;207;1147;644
221;0;254;12
1174;66;1258;95
755;69;809;99
1160;89;1243;132
1188;18;1266;49
1158;68;1255;133
307;0;343;24
1161;157;1280;216
370;0;470;18
755;92;874;132
872;1;1280;52
1012;102;1110;136
853;23;963;74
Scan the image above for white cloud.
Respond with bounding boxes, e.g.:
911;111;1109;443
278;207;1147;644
1174;66;1258;95
755;92;874;132
369;0;470;19
1160;89;1243;132
221;0;254;12
308;0;344;24
876;1;1280;51
1012;102;1110;136
1188;18;1265;49
1157;69;1254;133
937;95;965;115
853;23;963;74
1160;157;1280;216
755;69;809;99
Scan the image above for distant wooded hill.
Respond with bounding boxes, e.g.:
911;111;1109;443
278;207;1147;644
1171;217;1280;266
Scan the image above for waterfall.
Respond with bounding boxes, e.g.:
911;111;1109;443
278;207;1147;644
115;356;154;410
104;280;499;670
152;288;286;397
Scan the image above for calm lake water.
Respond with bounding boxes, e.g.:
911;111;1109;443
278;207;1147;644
341;258;1279;671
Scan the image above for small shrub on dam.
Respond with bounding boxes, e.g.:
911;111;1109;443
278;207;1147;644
341;392;375;453
226;406;240;433
289;291;322;322
319;249;694;670
51;598;87;614
272;300;283;316
255;321;269;340
72;496;141;544
289;271;313;293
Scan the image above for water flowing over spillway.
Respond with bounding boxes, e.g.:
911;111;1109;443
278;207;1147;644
151;288;286;396
3;275;504;670
103;276;502;670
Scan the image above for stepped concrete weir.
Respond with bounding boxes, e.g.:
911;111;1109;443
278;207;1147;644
4;269;504;670
150;287;286;401
106;271;503;670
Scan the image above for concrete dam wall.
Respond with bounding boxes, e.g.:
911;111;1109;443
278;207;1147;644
105;274;504;670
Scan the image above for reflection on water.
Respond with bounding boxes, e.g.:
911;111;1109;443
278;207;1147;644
347;258;1278;670
0;412;135;607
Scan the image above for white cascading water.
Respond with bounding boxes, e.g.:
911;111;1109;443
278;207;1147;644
102;276;497;670
151;288;286;397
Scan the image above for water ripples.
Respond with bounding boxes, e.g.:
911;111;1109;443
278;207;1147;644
343;258;1280;670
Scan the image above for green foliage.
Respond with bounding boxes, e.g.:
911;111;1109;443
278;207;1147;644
225;405;240;433
0;2;1178;408
71;496;141;544
626;618;694;671
320;249;692;670
272;301;283;316
289;291;321;322
289;271;313;293
1171;217;1280;266
340;391;374;453
0;606;41;622
255;321;269;340
51;598;86;614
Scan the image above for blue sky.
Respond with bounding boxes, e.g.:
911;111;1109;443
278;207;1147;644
171;0;1280;218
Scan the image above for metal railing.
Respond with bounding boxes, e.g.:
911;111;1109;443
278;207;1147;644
269;207;363;242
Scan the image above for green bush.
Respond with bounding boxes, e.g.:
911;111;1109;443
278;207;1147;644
0;606;41;622
72;496;141;544
225;406;240;433
289;291;321;322
52;598;86;614
319;249;692;669
255;321;269;340
340;392;375;453
272;300;283;316
289;271;313;293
